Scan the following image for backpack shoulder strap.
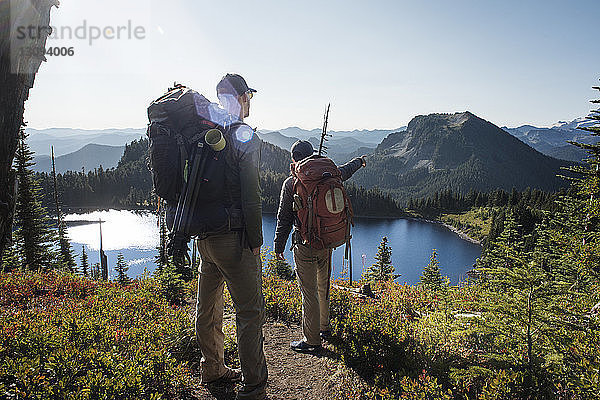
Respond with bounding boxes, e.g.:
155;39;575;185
290;163;297;178
174;134;188;183
224;120;244;133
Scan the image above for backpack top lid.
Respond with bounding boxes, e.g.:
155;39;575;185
293;155;341;185
147;85;230;129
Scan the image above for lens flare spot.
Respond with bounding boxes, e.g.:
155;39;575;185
235;125;253;143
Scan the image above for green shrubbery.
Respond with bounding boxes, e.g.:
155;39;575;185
261;273;598;399
263;249;294;281
155;263;187;306
1;263;597;399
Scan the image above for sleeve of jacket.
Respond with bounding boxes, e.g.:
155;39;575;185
339;157;364;182
232;125;263;249
273;177;294;254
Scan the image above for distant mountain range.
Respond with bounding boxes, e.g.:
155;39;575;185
258;127;404;163
550;117;596;131
27;126;397;167
263;126;405;145
260;119;596;164
502;117;596;162
26;128;145;156
33;143;125;174
349;112;574;203
29;115;594;204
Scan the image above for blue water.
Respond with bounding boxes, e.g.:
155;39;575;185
66;210;481;285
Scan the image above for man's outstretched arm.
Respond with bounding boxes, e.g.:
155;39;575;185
339;155;366;181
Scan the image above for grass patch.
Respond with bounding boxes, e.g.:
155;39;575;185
441;207;494;241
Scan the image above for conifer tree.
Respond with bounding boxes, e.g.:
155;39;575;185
363;236;398;282
265;250;294;280
80;246;89;277
56;219;76;272
564;82;600;279
477;217;548;391
12;128;56;270
154;206;169;275
115;253;129;284
156;262;186;305
476;206;596;394
420;249;444;290
1;242;18;273
51;146;76;272
548;83;600;311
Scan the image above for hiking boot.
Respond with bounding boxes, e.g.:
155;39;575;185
203;367;242;386
320;330;332;341
236;382;267;400
290;340;321;353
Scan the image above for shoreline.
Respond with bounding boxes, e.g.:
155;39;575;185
406;217;482;246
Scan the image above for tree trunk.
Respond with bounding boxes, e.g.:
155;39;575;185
0;0;58;264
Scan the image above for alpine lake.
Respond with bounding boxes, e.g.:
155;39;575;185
65;210;482;285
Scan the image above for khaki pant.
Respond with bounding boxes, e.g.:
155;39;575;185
195;231;267;388
293;243;332;346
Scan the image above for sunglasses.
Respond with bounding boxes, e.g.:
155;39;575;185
246;90;254;100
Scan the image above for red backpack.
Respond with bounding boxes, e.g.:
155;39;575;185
292;155;353;250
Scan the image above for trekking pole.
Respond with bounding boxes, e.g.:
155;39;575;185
318;104;331;156
348;239;353;283
173;146;203;235
170;144;206;265
191;237;197;271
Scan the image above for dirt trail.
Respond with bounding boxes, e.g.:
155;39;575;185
191;320;362;400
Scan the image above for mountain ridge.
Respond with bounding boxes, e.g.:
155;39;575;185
502;119;596;162
26;128;145;156
33;143;125;174
350;111;574;203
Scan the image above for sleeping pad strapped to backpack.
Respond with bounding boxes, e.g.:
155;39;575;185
292;155;353;250
147;84;240;248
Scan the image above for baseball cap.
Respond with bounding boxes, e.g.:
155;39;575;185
216;73;257;97
290;140;314;162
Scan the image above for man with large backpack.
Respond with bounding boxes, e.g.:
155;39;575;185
147;74;267;400
273;140;366;352
197;74;267;400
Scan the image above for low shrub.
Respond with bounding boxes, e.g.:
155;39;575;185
262;275;598;399
0;271;195;399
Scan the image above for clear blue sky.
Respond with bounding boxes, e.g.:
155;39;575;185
22;0;600;131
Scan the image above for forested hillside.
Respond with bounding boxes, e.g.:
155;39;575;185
37;136;402;216
36;112;576;215
37;138;153;209
351;112;574;204
32;144;125;174
407;186;563;246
